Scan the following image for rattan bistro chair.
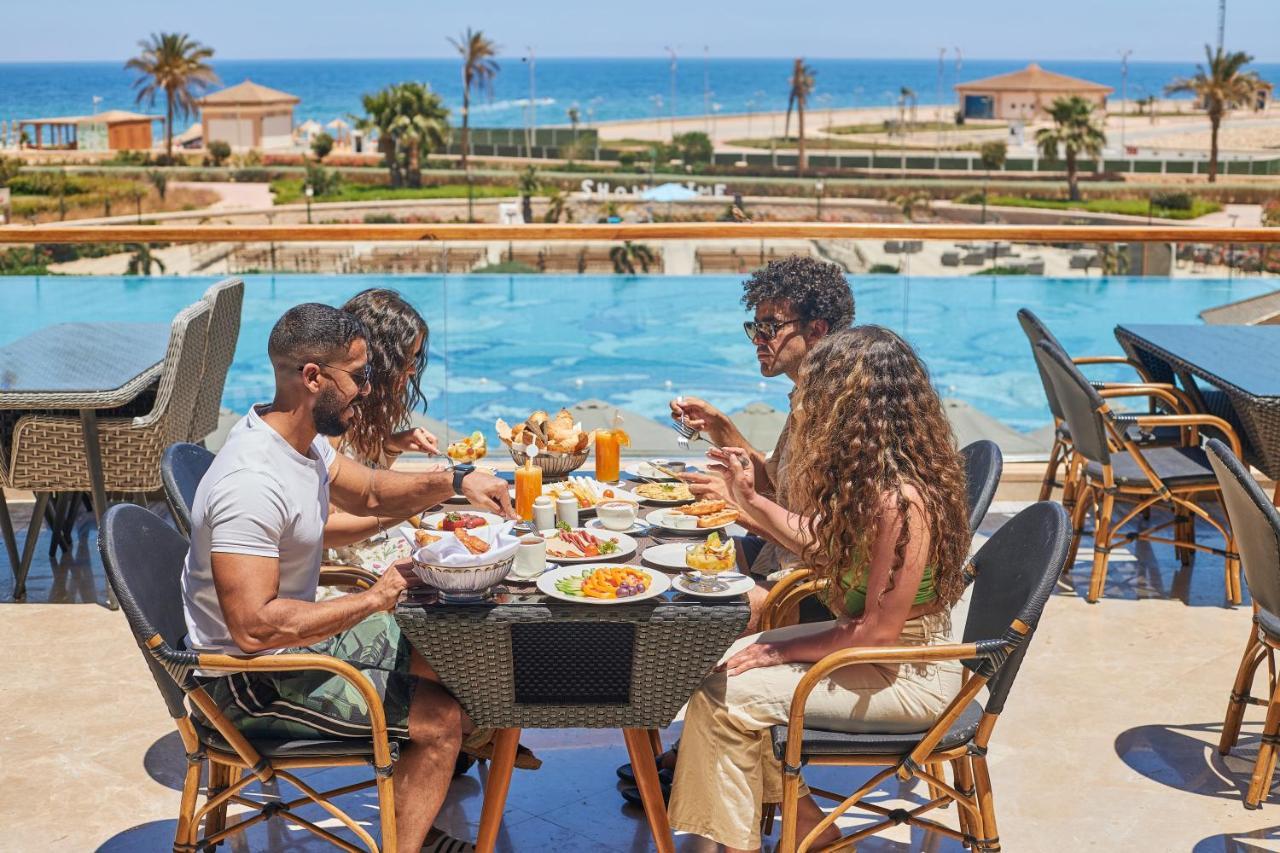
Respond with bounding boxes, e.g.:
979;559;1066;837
99;503;400;852
1016;308;1191;506
761;440;1002;632
160;441;377;590
1206;438;1280;808
770;501;1070;853
189;278;244;445
1034;340;1242;604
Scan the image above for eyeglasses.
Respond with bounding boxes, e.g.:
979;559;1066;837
743;318;805;342
299;361;372;387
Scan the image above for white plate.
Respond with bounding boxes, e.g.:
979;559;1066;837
584;517;648;536
642;541;702;572
644;508;735;534
537;564;670;604
624;462;684;482
628;482;696;506
671;573;755;599
421;510;507;532
508;480;639;516
543;529;638;563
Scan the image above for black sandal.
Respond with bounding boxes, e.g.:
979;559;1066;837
615;745;677;785
619;769;673;807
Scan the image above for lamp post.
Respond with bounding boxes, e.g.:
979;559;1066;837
665;47;678;137
304;184;313;224
814;179;825;220
1120;49;1133;153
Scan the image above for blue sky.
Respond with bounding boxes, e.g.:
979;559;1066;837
3;0;1277;63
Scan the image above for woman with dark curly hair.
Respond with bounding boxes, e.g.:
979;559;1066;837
667;326;969;853
323;288;439;572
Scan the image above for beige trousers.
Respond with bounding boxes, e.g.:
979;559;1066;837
667;611;962;850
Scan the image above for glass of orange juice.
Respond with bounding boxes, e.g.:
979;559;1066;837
595;429;621;483
514;462;542;522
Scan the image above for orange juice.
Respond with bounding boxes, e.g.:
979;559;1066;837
514;463;542;522
595;429;621;482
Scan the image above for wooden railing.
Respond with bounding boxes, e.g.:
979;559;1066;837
1;223;1278;244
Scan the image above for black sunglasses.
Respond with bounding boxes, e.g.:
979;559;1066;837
300;361;372;387
743;318;806;342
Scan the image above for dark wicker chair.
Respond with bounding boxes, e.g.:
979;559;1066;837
1016;308;1191;507
1206;438;1280;808
160;441;376;589
99;503;401;852
760;440;1003;631
1035;340;1241;604
770;501;1070;852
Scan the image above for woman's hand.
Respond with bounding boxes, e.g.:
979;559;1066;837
385;427;439;456
720;639;792;677
706;447;756;502
669;395;727;435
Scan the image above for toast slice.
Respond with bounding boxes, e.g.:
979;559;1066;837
682;499;728;517
698;509;739;528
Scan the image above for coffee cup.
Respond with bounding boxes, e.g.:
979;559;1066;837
597;500;638;531
512;534;547;579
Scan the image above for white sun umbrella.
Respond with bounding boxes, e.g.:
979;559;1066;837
729;401;790;451
326;117;352;144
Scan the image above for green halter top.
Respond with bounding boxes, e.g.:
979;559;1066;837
835;563;937;617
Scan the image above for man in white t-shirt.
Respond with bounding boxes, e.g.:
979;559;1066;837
182;302;512;853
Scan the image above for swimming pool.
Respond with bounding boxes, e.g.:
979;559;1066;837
0;274;1272;435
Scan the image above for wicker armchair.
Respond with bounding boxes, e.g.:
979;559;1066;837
189;278;244;445
1017;308;1192;508
6;300;210;495
99;503;399;852
1206;438;1280;808
772;502;1070;853
1035;340;1241;604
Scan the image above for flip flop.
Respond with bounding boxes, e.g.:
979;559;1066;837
619;768;673;807
615;746;677;785
421;830;475;852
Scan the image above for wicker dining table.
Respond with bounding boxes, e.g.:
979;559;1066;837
394;503;751;853
0;322;171;600
1115;323;1280;499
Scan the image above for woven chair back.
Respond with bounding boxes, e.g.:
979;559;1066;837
962;501;1069;714
98;503;197;719
189;278;244;444
1035;340;1111;465
1017;308;1068;422
960;440;1002;534
136;300;211;441
1206;439;1280;614
161;443;215;539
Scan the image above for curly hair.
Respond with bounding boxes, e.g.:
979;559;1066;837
340;289;429;464
783;325;969;610
741;255;854;331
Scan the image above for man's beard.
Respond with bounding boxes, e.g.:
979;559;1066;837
313;387;353;437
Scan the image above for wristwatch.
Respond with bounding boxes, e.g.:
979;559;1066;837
451;463;475;495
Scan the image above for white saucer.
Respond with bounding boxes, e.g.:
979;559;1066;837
584;517;648;536
505;561;557;583
671;572;755;599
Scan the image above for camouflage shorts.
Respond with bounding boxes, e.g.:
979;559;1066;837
204;612;415;740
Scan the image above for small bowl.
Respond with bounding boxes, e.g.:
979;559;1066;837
509;447;589;481
410;553;516;602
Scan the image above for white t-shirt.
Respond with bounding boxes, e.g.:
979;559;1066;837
182;404;338;654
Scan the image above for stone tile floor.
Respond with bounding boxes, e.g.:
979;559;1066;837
3;497;1280;851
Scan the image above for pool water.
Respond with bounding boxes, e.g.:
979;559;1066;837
0;274;1272;434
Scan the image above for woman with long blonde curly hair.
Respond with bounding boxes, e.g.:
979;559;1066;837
668;326;969;853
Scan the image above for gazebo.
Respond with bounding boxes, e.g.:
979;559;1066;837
956;63;1112;121
197;80;300;151
16;110;161;151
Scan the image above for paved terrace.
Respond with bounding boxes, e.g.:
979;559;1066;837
1;488;1277;851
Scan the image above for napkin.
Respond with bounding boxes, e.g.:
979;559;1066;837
411;521;521;567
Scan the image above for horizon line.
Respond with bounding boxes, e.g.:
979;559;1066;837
5;53;1279;65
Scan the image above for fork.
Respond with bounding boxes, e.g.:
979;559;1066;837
669;421;722;452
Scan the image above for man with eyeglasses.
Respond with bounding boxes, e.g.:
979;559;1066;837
183;303;512;852
671;256;854;582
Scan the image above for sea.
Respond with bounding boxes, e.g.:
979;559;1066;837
3;57;1278;136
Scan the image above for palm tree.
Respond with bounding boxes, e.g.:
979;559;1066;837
897;86;918;132
783;59;815;173
449;29;499;171
978;140;1007;223
610;241;656;274
543;189;567;223
1035;96;1107;202
518;166;539;223
126;244;166;275
567;105;581;142
1166;46;1262;183
894;190;932;222
124;33;219;161
355;82;450;188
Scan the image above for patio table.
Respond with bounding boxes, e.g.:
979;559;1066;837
0;322;171;600
395;517;751;853
1115;324;1280;496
